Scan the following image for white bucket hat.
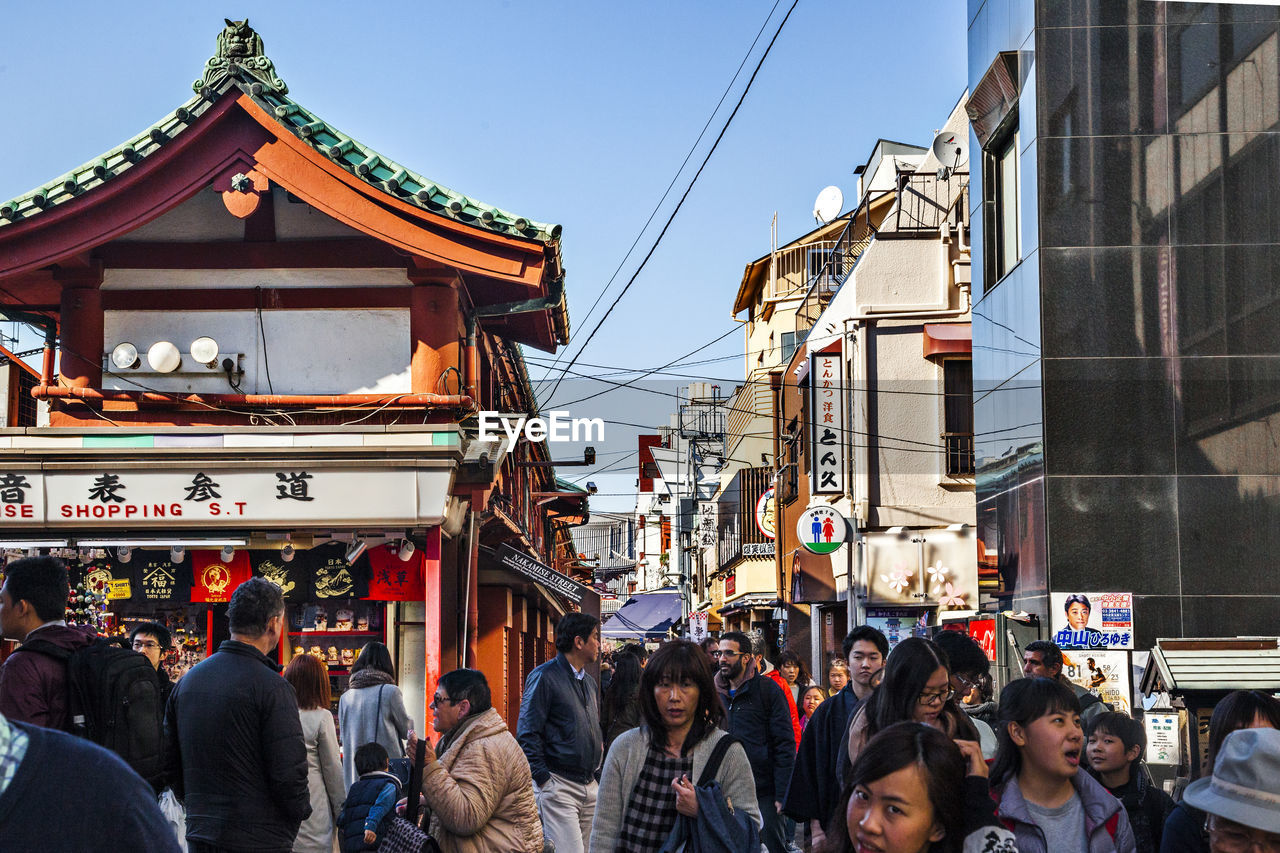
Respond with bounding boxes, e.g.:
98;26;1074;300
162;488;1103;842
1183;727;1280;835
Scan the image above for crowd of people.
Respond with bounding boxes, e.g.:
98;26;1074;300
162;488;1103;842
2;553;1280;853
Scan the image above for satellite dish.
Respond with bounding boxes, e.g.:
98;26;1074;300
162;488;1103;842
813;185;843;225
931;131;968;169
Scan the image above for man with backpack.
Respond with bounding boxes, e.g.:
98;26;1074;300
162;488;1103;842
0;556;96;729
714;630;796;853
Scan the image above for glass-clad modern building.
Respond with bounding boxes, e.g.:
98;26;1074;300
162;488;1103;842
971;0;1280;646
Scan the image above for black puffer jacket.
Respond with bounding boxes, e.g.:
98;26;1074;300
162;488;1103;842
164;640;310;851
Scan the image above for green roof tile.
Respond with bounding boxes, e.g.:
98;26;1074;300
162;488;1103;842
0;20;561;246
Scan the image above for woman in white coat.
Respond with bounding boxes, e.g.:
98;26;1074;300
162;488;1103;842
283;654;345;853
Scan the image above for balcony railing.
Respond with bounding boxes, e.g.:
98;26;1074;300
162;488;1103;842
944;432;975;476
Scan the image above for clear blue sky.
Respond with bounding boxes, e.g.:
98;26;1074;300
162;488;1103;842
0;1;967;510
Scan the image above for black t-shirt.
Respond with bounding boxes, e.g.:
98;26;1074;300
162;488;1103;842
306;542;369;600
127;550;193;606
249;550;311;601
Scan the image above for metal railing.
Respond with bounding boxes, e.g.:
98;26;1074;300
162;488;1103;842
888;171;968;234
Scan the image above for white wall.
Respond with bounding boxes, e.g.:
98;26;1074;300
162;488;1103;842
102;308;411;395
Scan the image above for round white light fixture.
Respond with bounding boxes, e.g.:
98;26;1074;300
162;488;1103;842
147;341;182;373
110;342;140;370
190;336;220;366
169;545;185;564
220;545;236;563
116;546;133;563
280;544;295;562
397;539;415;562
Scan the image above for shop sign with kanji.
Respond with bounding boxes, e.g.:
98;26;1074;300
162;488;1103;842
0;467;451;528
809;352;846;495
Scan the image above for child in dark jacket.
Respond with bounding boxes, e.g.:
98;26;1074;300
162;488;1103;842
337;743;402;852
1086;713;1175;853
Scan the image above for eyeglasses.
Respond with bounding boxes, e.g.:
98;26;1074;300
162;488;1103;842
710;651;741;659
132;640;160;651
953;673;980;690
917;688;955;706
1208;819;1280;853
429;694;456;709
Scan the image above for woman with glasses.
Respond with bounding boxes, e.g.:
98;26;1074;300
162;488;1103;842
846;637;981;770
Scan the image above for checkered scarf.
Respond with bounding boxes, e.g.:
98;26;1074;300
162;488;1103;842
615;739;693;852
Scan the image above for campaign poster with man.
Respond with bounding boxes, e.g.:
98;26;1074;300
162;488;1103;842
1050;591;1135;650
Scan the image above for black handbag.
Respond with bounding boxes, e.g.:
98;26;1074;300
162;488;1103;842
378;738;440;853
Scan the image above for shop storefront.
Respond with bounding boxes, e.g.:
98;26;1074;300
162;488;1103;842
0;425;464;728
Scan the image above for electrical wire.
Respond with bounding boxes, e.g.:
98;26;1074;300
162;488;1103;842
532;0;784;396
542;0;799;403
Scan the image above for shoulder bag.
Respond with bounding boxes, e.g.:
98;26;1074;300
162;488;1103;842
370;684;412;787
378;737;441;853
659;734;762;853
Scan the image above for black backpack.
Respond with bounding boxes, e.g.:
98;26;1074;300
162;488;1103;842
19;637;165;784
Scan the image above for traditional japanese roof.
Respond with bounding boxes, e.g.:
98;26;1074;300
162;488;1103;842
0;23;559;244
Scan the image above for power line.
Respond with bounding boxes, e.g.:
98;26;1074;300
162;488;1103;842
533;0;783;396
542;0;799;403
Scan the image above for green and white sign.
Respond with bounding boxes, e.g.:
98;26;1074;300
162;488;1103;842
797;505;847;555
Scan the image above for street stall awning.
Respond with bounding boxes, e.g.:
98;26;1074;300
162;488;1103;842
717;593;780;616
601;589;682;640
1141;638;1280;695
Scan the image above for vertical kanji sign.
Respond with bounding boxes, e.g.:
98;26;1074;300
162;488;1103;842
810;352;846;494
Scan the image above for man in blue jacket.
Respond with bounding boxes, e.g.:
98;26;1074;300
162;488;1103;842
714;630;796;853
164;577;310;853
516;612;603;853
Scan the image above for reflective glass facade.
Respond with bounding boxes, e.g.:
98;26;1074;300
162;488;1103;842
972;1;1280;644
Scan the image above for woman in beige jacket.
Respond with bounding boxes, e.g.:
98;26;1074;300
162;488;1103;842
410;669;543;853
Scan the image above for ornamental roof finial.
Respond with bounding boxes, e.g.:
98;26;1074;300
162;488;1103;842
193;19;288;98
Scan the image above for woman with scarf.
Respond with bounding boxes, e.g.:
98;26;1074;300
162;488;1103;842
338;642;413;789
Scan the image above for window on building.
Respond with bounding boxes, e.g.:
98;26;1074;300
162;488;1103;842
780;331;798;366
984;128;1020;288
943;359;975;476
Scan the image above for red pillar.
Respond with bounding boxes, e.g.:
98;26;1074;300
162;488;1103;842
57;268;105;388
423;527;443;742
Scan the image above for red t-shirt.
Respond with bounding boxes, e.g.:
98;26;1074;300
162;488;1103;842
190;549;252;603
364;542;423;601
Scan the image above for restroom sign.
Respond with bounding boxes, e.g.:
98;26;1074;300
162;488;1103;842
797;505;847;555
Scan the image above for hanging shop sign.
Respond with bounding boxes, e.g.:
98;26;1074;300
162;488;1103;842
743;542;775;557
1061;649;1133;715
755;487;776;540
796;505;847;555
689;610;709;643
809;351;846;494
0;466;452;528
1051;591;1135;650
498;544;589;605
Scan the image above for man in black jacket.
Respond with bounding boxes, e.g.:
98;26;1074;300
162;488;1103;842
516;612;603;853
164;577;310;853
783;626;888;846
714;630;796;853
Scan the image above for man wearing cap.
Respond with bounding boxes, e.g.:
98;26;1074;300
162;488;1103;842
1182;727;1280;853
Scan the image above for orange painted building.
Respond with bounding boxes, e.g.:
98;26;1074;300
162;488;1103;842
0;22;590;736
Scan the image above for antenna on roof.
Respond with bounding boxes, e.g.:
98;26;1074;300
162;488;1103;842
813;186;843;225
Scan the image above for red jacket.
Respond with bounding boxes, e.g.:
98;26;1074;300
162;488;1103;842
0;624;95;730
765;669;802;749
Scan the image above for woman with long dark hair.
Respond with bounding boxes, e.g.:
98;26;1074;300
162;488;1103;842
284;653;344;853
589;640;762;852
820;722;1014;853
846;637;980;768
337;641;412;788
601;650;643;755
